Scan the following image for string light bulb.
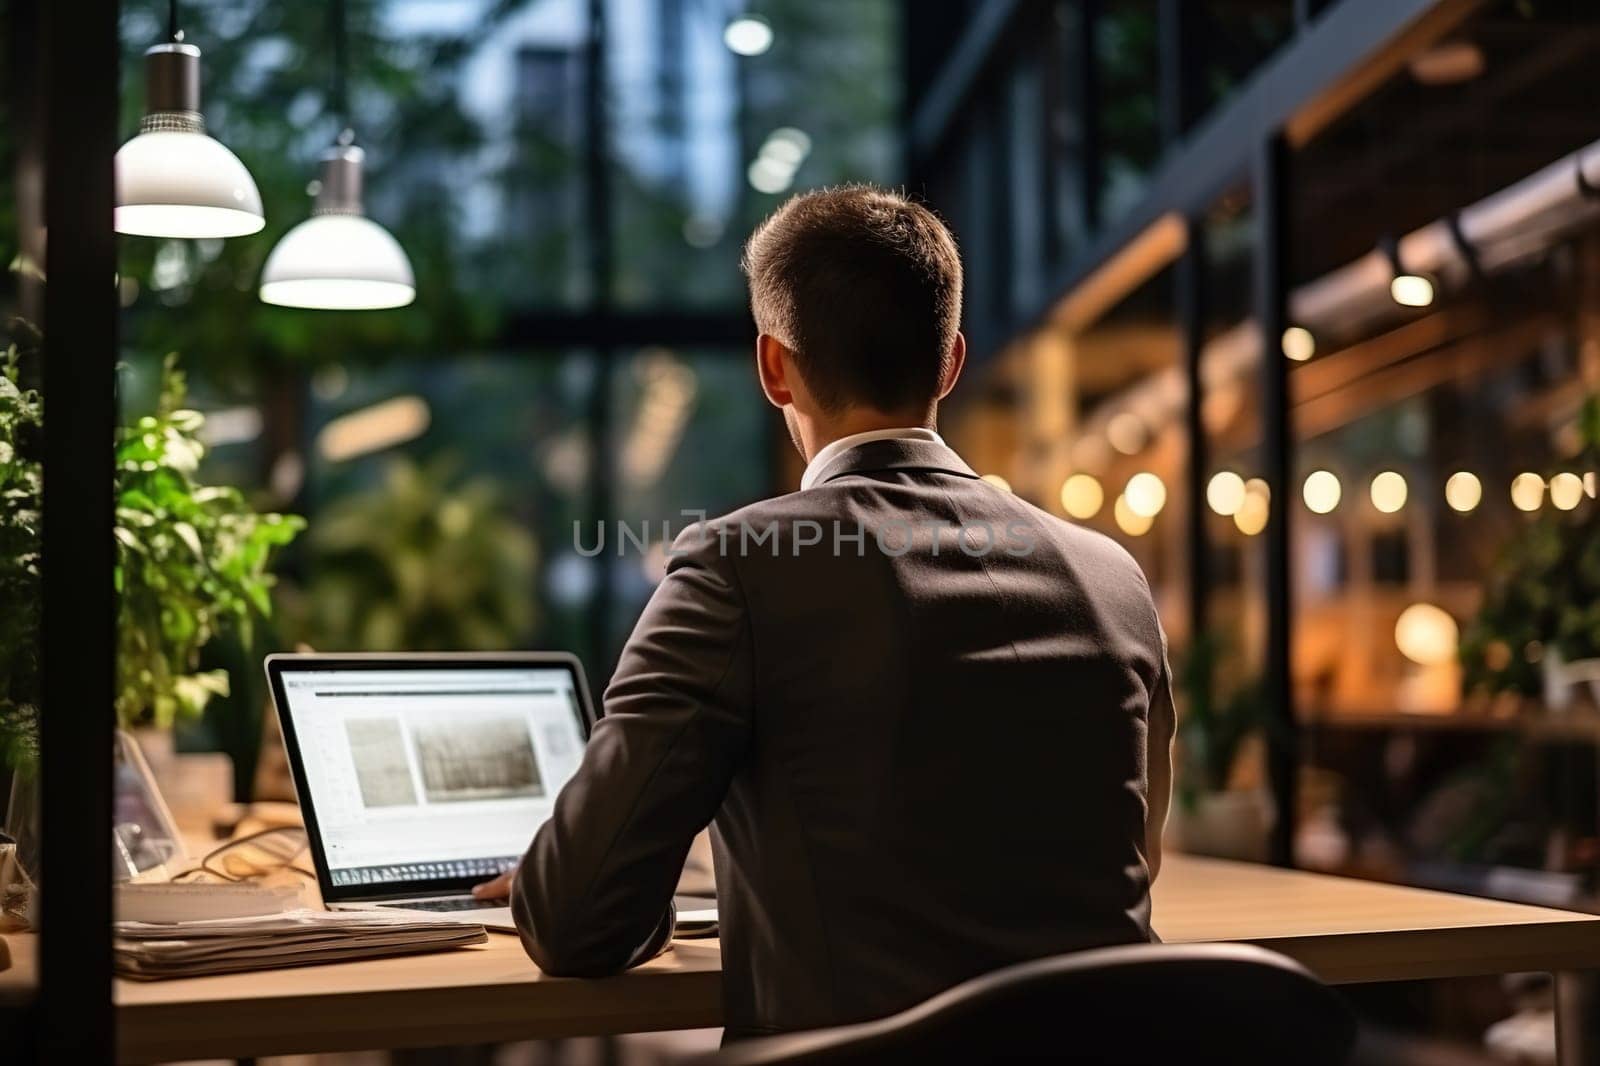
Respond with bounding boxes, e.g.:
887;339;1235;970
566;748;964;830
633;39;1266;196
1379;234;1435;308
1510;472;1545;512
1123;472;1167;518
1206;471;1246;516
1060;474;1104;519
1444;471;1482;513
1302;470;1342;514
1370;470;1408;514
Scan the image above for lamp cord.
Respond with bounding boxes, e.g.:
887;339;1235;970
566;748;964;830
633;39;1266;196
332;0;350;132
167;0;180;42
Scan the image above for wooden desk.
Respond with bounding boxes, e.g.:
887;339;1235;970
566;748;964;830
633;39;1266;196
7;855;1600;1063
1153;856;1600;983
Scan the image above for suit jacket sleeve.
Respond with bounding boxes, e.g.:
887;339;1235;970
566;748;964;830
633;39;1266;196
1145;636;1176;881
511;529;753;976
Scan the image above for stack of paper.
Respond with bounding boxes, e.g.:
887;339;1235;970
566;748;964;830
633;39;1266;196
117;881;303;923
114;908;487;979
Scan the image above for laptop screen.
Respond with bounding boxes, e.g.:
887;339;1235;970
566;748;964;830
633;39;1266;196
274;663;588;895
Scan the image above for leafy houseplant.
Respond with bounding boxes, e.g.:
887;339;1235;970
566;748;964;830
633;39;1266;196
115;356;304;730
1168;633;1273;862
1174;633;1269;811
1460;395;1600;698
291;456;535;652
0;338;42;772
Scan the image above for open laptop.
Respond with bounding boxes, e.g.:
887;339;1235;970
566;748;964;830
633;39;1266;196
266;652;716;934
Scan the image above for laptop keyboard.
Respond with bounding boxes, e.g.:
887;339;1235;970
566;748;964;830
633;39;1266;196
379;897;507;912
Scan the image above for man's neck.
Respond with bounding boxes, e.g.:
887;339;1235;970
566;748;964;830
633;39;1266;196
803;408;935;463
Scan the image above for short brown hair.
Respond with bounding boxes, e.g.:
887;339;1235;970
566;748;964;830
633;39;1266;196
741;185;963;413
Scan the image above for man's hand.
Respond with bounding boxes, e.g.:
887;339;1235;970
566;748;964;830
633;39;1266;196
473;869;515;901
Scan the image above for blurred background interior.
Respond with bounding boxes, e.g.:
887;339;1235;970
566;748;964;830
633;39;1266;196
6;0;1600;1062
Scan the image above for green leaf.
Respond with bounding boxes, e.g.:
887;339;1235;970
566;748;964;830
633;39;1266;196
172;521;205;562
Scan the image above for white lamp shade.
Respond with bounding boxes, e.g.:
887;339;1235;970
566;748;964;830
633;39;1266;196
115;130;265;238
259;214;416;310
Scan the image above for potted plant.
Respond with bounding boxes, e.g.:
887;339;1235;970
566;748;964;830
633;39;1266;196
1;345;302;873
1167;633;1273;861
1460;395;1600;707
113;356;303;784
0;337;41;784
0;329;43;920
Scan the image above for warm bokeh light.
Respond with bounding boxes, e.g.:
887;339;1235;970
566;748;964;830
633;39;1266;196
1233;490;1269;535
1444;470;1482;513
1281;326;1316;362
1586;471;1598;498
1206;471;1246;516
980;473;1013;493
317;396;431;463
1510;472;1545;512
1113;494;1153;536
1409;40;1486;85
1370;470;1408;514
1060;473;1104;519
1123;472;1167;518
1390;273;1435;307
1395;603;1460;667
1106;412;1147;456
1302;469;1342;514
1245;477;1270;501
1550;471;1584;511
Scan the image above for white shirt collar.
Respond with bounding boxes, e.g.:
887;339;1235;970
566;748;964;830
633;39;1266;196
800;427;945;490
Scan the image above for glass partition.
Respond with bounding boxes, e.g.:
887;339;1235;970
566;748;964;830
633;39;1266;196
606;348;773;657
608;0;899;309
104;0;901;810
1286;0;1600;889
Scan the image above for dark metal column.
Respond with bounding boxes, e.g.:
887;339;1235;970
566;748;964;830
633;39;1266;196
1039;3;1066;269
40;0;118;1056
1073;0;1102;235
1158;0;1202;147
583;0;617;684
1178;221;1209;648
8;0;44;330
1254;132;1297;869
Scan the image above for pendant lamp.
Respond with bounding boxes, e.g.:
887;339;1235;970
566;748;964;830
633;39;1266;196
258;134;415;310
115;3;264;238
258;0;414;310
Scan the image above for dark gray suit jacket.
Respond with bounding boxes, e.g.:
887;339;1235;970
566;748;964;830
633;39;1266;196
510;438;1175;1039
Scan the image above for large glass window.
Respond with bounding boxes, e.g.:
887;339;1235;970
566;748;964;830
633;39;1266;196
1285;0;1600;887
608;0;899;308
1199;1;1295;116
605;348;773;655
108;0;901;794
1095;0;1161;223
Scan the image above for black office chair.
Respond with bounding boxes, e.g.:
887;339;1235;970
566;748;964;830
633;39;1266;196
700;942;1355;1065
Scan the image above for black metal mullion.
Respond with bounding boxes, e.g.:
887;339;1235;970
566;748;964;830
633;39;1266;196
1076;0;1101;235
39;0;119;1056
1179;220;1209;651
1039;2;1065;269
1157;0;1201;147
1254;132;1296;870
583;0;617;686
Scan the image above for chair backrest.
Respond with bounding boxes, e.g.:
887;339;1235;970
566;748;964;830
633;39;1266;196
704;942;1355;1066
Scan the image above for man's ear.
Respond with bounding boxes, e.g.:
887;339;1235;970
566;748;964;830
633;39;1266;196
937;331;967;401
756;333;794;409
